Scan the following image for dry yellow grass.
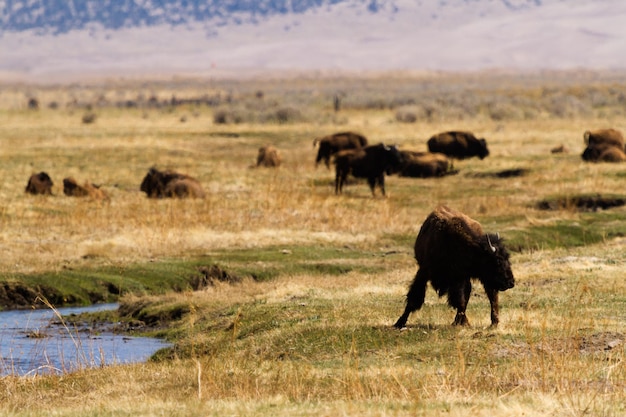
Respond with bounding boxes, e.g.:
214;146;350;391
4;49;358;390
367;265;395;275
0;72;625;416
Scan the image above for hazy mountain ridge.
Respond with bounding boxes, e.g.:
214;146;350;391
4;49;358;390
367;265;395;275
1;0;624;81
1;0;550;34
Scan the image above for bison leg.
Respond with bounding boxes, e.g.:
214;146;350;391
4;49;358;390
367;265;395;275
449;280;471;326
484;287;500;327
367;176;377;196
394;268;428;329
377;174;386;196
335;170;347;194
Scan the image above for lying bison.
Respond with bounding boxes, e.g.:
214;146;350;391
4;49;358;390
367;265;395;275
582;143;626;163
314;131;368;169
584;128;624;150
394;206;515;328
427;131;489;160
256;145;282;167
63;177;109;200
581;128;626;163
140;167;206;198
333;143;401;197
25;172;53;195
394;151;457;178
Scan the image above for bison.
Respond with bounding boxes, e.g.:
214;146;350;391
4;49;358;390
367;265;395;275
427;131;489;160
581;129;626;163
314;131;368;169
582;143;626;163
333;143;402;197
394;206;515;329
584;128;624;150
25;172;54;195
256;145;282;167
394;151;457;178
63;177;109;200
140;167;206;198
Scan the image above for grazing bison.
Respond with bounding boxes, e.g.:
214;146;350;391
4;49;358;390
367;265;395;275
584;128;624;150
314;131;368;169
140;167;205;198
63;177;108;200
394;151;457;178
25;172;54;195
427;131;489;160
256;145;282;167
394;206;515;328
333;143;402;197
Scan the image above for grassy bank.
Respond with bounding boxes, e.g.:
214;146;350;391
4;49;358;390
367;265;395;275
0;71;625;415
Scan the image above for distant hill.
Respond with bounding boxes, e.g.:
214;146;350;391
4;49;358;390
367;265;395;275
1;0;625;81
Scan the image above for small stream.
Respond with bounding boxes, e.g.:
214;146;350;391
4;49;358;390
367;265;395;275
0;303;172;376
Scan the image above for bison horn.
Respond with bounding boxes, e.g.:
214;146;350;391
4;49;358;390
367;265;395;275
486;234;497;253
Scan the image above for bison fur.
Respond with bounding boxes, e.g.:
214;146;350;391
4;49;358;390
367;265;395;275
333;143;402;197
63;177;109;200
394;151;457;178
581;129;626;163
427;131;489;160
394;206;515;328
314;131;368;169
25;172;54;195
140;167;205;198
256;145;282;167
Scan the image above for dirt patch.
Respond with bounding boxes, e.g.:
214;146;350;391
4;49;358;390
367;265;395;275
0;282;80;310
189;264;245;290
579;332;625;354
468;168;530;178
536;194;626;211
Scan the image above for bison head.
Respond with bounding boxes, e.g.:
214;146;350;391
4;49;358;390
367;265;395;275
478;233;515;291
140;167;166;198
478;138;490;159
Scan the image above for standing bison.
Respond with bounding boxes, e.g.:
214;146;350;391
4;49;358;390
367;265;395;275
427;131;489;160
581;128;626;163
25;172;54;195
314;131;368;169
333;143;401;197
394;206;515;328
140;167;206;198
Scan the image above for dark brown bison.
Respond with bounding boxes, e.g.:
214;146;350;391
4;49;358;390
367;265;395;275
394;206;515;328
25;172;53;195
584;128;624;150
394;151;457;178
314;131;368;169
63;177;109;200
581;129;626;163
333;143;402;197
427;131;489;160
582;144;626;163
140;167;206;198
256;145;282;167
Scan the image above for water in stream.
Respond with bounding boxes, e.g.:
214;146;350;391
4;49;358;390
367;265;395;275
0;303;172;376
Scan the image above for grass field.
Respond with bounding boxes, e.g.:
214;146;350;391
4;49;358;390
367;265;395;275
0;71;625;416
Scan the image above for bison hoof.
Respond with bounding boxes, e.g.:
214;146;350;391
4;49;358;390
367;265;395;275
453;314;469;326
393;320;407;329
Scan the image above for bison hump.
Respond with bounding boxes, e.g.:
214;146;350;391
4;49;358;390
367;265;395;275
426;206;484;241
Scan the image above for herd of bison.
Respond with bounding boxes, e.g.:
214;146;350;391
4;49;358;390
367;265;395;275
22;127;624;327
